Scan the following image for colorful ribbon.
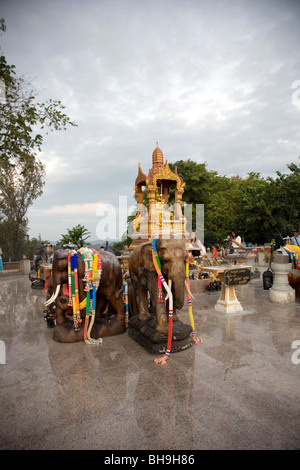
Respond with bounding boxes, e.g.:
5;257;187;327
152;237;173;365
75;247;103;344
185;258;200;344
123;280;129;328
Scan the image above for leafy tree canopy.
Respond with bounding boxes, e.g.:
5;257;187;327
124;158;299;249
57;224;91;247
169;158;300;247
0;19;77;260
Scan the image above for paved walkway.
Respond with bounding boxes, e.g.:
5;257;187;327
0;272;299;450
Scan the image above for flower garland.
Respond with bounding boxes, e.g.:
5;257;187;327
66;250;81;331
152;237;173;365
285;245;300;270
123;279;129;328
67;250;76;307
78;247;102;344
185;258;200;344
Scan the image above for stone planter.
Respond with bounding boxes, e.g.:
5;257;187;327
269;262;295;304
258;252;269;267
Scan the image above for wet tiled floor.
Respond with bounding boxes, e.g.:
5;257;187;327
0;272;299;450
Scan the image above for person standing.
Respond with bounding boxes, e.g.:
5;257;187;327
291;229;300;247
212;245;218;259
231;230;242;250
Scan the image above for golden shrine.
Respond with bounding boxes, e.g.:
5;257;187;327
130;144;188;250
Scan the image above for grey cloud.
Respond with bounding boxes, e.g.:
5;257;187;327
1;0;300;240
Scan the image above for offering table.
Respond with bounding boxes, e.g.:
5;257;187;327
201;265;252;314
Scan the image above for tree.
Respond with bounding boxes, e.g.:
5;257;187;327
169;159;238;244
0;21;76;260
237;162;300;244
169;159;215;206
118;156;300;251
204;175;243;245
169;159;300;247
57;224;91;247
269;162;300;236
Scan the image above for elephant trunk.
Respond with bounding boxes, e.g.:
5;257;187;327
56;293;70;310
170;275;185;309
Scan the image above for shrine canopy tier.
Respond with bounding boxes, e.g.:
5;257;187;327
131;145;188;245
134;146;185;206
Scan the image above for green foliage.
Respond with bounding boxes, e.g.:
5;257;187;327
169;160;241;244
23;235;50;262
169;158;300;247
0;40;77;260
169;159;216;205
113;232;132;255
236;163;300;243
0;55;77;162
57;224;91;247
123;158;299;249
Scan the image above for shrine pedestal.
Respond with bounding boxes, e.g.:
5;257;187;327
20;259;31;275
128;316;194;354
269;262;295;304
201;266;252;315
215;284;243;313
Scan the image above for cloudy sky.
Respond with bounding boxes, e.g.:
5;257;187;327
1;0;300;243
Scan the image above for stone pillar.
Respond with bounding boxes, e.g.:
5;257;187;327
269;250;295;304
20;259;31;275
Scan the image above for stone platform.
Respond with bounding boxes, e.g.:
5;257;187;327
128;316;193;354
0;274;299;450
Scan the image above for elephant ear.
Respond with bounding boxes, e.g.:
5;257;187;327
141;243;156;272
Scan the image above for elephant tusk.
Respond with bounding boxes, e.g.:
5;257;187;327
52;284;61;303
44;284;60;306
44;291;56;306
165;279;172;301
185;279;195;300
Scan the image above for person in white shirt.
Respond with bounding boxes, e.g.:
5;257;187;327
188;232;206;256
291;229;300;247
231;230;242;250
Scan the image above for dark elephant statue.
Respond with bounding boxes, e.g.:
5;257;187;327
288;270;300;298
30;243;62;289
104;241;116;254
33;243;61;270
129;237;192;334
45;247;126;343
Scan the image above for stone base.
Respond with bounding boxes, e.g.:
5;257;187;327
269;288;295;304
269;262;296;304
214;285;243;314
20;259;31;275
128;315;194;354
215;301;243;314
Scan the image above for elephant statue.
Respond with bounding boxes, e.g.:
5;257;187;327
104;241;116;254
288;270;300;298
30;243;62;289
129;237;192;334
45;247;126;343
33;243;61;270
